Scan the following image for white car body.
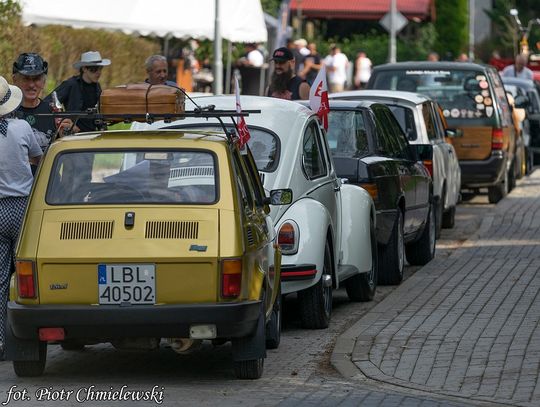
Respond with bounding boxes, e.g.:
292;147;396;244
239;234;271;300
330;90;461;231
133;96;377;328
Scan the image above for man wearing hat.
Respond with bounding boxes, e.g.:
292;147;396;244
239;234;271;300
46;51;111;132
13;53;73;151
0;76;42;359
266;46;310;101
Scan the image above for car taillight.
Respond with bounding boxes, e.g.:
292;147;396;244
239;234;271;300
278;221;299;254
221;258;242;298
423;160;433;177
16;260;37;298
492;128;504;150
359;182;378;200
39;327;65;341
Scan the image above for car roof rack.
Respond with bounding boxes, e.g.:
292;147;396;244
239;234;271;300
33;106;260;146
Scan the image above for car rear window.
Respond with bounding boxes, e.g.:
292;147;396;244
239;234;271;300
371;69;495;120
165;124;279;172
46;150;218;205
326;110;369;157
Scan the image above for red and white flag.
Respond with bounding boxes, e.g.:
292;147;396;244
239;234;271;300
235;76;251;150
309;65;330;130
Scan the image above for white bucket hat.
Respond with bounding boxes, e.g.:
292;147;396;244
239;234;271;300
0;76;22;117
73;51;111;69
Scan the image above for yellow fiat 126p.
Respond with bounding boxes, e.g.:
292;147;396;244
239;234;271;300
6;113;290;380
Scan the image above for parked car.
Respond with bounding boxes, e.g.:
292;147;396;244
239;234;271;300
501;76;540;166
7;125;290;379
368;62;520;203
504;89;531;177
299;99;435;285
329;89;461;233
138;96;378;329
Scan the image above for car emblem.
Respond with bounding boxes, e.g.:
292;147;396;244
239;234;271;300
190;245;207;252
50;283;68;290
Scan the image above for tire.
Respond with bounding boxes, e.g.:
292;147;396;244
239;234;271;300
508;165;516;191
60;341;85;351
233;358;264;380
13;342;47;377
265;288;282;349
487;170;508;204
434;195;443;239
345;219;377;301
378;209;404;285
298;240;333;329
442;205;456;229
406;199;436;266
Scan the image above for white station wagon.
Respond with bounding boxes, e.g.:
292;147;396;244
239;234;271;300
135;96;377;329
331;90;461;234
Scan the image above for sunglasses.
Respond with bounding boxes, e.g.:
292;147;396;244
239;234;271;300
86;66;103;73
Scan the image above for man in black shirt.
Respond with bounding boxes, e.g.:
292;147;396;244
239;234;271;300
47;51;111;132
266;47;310;100
12;53;72;152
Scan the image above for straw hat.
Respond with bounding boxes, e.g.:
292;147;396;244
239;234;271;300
73;51;111;69
0;76;22;116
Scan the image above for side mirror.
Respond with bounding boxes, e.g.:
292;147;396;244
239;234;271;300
514;94;530;109
409;144;433;161
264;188;293;205
445;128;463;138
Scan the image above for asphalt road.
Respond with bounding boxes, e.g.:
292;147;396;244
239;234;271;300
0;192;492;407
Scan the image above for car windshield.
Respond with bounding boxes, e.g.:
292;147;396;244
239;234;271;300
326;111;369;157
46;150;218;205
372;69;494;120
165;125;279;172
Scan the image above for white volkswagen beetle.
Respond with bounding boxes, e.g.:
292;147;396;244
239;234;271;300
135;96;377;329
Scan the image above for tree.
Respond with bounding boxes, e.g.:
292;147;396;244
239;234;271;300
434;0;468;59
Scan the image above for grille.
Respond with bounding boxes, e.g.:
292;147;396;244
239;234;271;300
246;227;255;246
169;166;214;178
60;221;114;240
145;221;199;239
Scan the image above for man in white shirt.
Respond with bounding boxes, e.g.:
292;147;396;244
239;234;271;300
324;44;349;93
502;54;534;80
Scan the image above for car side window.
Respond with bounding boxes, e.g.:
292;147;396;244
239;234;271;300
242;147;266;209
422;102;438;140
384;110;410;159
488;69;512;127
232;150;255;211
302;121;328;179
372;107;396;156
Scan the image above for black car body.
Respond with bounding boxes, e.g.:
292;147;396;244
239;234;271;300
300;100;435;285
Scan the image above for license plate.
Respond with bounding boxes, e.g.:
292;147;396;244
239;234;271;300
98;264;156;305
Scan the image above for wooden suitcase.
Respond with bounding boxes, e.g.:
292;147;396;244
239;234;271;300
100;83;185;121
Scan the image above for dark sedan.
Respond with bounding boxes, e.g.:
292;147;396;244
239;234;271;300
300;100;435;285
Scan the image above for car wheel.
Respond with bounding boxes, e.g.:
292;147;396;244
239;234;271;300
442;205;456;229
233;358;264;380
406;199;436;266
488;170;508;204
378;209;404;285
265;288;282;349
346;219;377;301
60;341;85;351
13;342;47;377
298;240;332;329
508;163;517;191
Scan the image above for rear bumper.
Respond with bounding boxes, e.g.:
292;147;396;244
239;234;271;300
7;300;261;340
280;263;317;281
460;151;507;188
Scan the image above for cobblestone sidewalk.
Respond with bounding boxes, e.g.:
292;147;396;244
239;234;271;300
332;172;540;407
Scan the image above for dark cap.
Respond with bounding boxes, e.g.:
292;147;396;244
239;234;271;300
271;47;294;62
13;53;48;76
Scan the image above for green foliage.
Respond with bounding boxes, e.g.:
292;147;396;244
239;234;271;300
484;0;517;57
260;0;281;17
434;0;468;59
317;23;437;66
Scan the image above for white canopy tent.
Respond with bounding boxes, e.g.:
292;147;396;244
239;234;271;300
20;0;268;94
20;0;267;43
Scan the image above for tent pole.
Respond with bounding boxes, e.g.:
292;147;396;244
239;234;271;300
225;40;232;94
213;0;223;95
